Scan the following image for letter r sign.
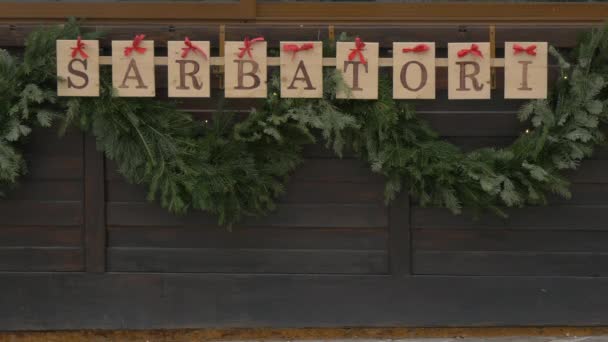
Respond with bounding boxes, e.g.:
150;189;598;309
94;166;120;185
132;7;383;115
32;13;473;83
448;42;491;100
167;40;210;98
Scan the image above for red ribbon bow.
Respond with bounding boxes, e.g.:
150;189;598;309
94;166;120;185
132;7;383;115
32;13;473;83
513;44;537;56
457;43;483;58
402;44;430;53
70;36;88;59
348;37;367;65
181;37;207;59
238;36;265;59
283;43;314;60
124;34;147;57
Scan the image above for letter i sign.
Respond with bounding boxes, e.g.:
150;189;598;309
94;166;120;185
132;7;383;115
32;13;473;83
504;42;548;99
56;38;100;97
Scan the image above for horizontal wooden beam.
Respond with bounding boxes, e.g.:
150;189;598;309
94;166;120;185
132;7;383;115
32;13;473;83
2;273;608;329
0;1;256;21
256;3;608;22
98;56;505;67
0;2;606;23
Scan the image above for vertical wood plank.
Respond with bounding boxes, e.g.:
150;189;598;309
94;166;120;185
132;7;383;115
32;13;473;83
84;134;106;273
388;194;410;277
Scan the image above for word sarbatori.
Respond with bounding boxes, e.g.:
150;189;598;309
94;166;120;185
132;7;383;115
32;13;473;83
57;35;548;100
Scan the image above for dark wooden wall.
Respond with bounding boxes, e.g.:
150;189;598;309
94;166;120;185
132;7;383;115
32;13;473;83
2;23;608;330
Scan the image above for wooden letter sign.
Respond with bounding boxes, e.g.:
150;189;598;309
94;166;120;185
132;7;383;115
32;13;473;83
112;36;155;97
167;40;210;98
393;42;435;99
280;41;323;98
504;42;548;99
224;39;267;98
336;39;379;99
57;39;99;97
448;43;491;100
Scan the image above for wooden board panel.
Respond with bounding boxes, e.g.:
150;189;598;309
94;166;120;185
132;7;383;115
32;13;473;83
108;248;388;274
84;135;106;273
3;181;82;201
106;158;384;183
334;25;591;48
245;203;387;228
108;226;387;250
107;202;387;228
4;22;608;331
413;90;526;111
107;179;384;204
2;273;608;330
0;201;82;227
280;180;384;204
292;159;384;183
418;112;524;137
414;251;608;276
0;247;83;271
550;183;608;204
22;129;83;156
412;206;608;231
24;156;83;180
0;24;593;48
414;229;608;252
567;160;608;183
0;226;82;247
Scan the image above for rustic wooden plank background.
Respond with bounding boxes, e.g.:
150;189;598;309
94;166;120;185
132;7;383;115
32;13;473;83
1;23;608;330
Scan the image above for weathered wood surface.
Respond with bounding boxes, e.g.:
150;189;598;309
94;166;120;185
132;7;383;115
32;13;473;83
2;273;608;330
1;24;608;329
0;128;84;272
0;23;597;48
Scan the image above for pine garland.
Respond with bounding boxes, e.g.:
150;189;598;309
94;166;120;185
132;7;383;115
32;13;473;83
1;19;608;226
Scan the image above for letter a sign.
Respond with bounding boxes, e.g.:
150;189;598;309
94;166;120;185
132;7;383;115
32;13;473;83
280;41;323;98
112;37;155;97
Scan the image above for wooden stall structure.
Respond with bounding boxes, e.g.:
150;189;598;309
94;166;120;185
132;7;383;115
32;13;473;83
2;1;608;330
